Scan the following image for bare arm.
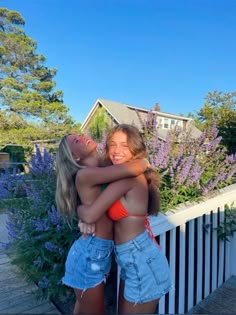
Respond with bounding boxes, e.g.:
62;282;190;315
76;159;148;187
77;177;136;224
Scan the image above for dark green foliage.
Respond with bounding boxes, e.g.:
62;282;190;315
0;8;79;147
197;91;236;154
88;107;112;142
216;204;236;241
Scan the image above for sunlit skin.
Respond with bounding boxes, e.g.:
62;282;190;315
77;129;159;314
67;134;97;162
108;131;133;165
58;132;148;314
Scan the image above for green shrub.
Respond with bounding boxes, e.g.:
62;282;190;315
1;146;79;300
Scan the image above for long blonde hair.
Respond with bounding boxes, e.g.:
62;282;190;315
105;124;161;215
55;135;83;219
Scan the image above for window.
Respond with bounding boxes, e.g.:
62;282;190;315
164;118;169;129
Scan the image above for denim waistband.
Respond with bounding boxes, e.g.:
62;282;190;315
115;229;149;253
80;235;114;250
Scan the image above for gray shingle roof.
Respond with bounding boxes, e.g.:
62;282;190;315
98;99;144;129
81;98;201;140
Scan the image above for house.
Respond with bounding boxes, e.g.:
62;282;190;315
81;98;201;141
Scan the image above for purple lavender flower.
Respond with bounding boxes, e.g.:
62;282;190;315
0;166;25;200
38;276;49;289
44;241;58;252
179;155;194;184
226;154;236;164
189;160;202;183
29;145;55;177
205;136;222;152
172;144;184;169
44;241;64;254
48;205;61;225
34;218;49;232
202;176;221;195
152;137;170;169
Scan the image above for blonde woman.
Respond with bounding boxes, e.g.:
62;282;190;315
55;133;147;314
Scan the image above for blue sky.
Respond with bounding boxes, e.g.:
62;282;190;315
1;0;236;123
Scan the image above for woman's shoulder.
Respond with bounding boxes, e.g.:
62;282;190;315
126;174;148;190
75;168;87;183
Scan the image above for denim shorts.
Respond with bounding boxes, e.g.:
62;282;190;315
114;229;171;304
62;235;114;290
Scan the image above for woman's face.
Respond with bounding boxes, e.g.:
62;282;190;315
67;134;97;160
107;131;133;165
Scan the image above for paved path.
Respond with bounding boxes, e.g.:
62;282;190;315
0;213;9;246
0;213;61;314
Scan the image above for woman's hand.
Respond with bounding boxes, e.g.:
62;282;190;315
78;219;96;239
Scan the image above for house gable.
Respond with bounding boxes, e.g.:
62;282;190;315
81;98;201;140
81;99;143;132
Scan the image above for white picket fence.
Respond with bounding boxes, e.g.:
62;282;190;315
149;183;236;314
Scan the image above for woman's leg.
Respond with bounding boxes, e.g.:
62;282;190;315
118;279;159;314
73;282;105;314
73;297;80;314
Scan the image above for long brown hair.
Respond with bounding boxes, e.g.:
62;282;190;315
105;124;161;214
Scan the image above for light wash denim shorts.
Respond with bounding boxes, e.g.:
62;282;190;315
62;235;114;290
114;229;171;304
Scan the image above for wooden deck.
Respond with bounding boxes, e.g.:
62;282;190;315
0;250;61;314
188;275;236;314
0;212;61;314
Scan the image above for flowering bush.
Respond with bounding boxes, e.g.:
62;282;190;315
0;122;235;301
0;146;79;300
139;113;236;211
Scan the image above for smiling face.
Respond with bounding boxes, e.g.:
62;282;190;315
105;124;147;165
107;130;133;165
67;134;97;161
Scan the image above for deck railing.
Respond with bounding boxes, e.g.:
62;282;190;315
148;183;236;314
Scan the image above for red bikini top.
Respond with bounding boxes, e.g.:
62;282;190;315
107;199;160;247
107;199;145;221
